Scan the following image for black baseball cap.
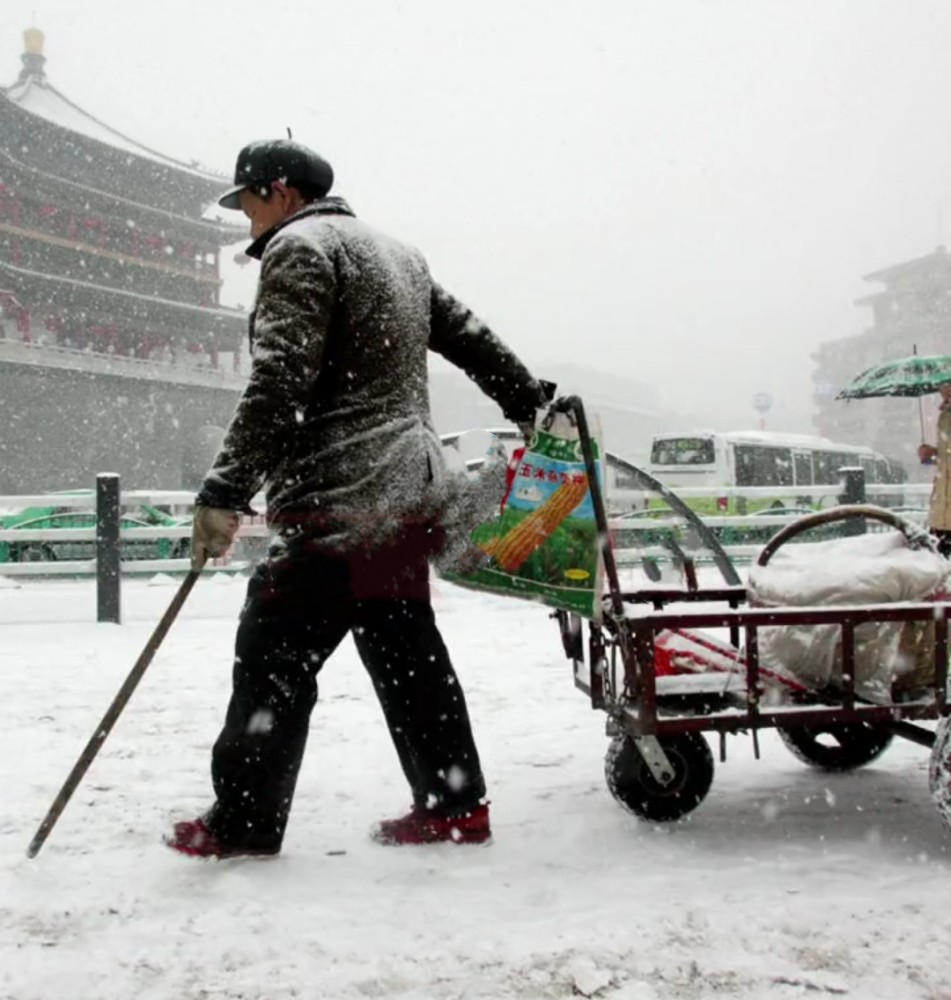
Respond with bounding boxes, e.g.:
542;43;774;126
217;139;334;210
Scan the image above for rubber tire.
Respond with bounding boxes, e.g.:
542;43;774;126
777;722;893;772
928;717;951;831
605;732;714;822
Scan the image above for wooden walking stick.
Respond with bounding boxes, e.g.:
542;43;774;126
26;561;205;858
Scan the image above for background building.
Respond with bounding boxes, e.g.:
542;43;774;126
1;26;818;494
0;27;247;492
811;245;951;479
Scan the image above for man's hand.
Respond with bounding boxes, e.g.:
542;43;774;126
191;506;240;570
517;420;536;446
919;443;938;465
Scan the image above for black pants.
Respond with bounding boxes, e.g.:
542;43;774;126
204;532;486;851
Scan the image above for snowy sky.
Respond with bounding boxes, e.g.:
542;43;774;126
4;0;951;430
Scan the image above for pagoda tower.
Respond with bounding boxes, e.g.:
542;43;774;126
0;28;250;491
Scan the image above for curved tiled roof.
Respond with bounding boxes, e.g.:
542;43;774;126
3;27;230;191
0;258;247;328
4;72;228;183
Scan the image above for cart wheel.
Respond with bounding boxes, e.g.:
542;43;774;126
604;732;714;821
777;722;893;772
928;718;951;829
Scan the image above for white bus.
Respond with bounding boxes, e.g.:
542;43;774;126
645;430;906;510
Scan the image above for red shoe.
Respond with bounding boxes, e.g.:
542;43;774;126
164;818;279;859
371;804;491;845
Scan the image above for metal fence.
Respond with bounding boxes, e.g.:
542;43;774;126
609;477;931;566
0;471;934;623
0;476;269;623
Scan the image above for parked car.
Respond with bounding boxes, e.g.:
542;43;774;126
0;492;191;563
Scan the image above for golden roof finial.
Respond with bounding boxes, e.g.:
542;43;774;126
23;27;45;56
18;26;47;81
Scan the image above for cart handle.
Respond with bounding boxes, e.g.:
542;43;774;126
756;504;927;568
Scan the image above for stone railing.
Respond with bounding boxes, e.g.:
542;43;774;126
0;336;249;389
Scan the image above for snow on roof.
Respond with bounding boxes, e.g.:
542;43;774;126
653;429;874;452
0;147;243;241
4;73;227;183
862;245;951;285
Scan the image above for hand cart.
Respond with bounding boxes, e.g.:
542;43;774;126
553;397;951;828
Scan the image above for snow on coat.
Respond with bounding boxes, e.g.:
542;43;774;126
196;198;546;559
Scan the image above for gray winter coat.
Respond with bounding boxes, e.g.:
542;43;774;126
197;197;546;553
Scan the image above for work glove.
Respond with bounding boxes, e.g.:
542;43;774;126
191;506;240;570
513;380;557;445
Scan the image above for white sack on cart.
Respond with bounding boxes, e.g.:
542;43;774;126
747;531;949;700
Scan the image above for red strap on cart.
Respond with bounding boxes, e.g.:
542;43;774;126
654;628;807;693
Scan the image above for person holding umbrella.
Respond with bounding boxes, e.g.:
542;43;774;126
837;350;951;557
918;382;951;555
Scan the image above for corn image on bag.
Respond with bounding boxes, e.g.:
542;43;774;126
442;410;605;619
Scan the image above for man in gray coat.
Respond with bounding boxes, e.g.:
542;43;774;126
166;139;548;858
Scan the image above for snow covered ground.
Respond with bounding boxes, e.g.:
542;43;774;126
3;573;951;1000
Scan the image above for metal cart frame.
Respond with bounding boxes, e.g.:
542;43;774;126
554;396;951;823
